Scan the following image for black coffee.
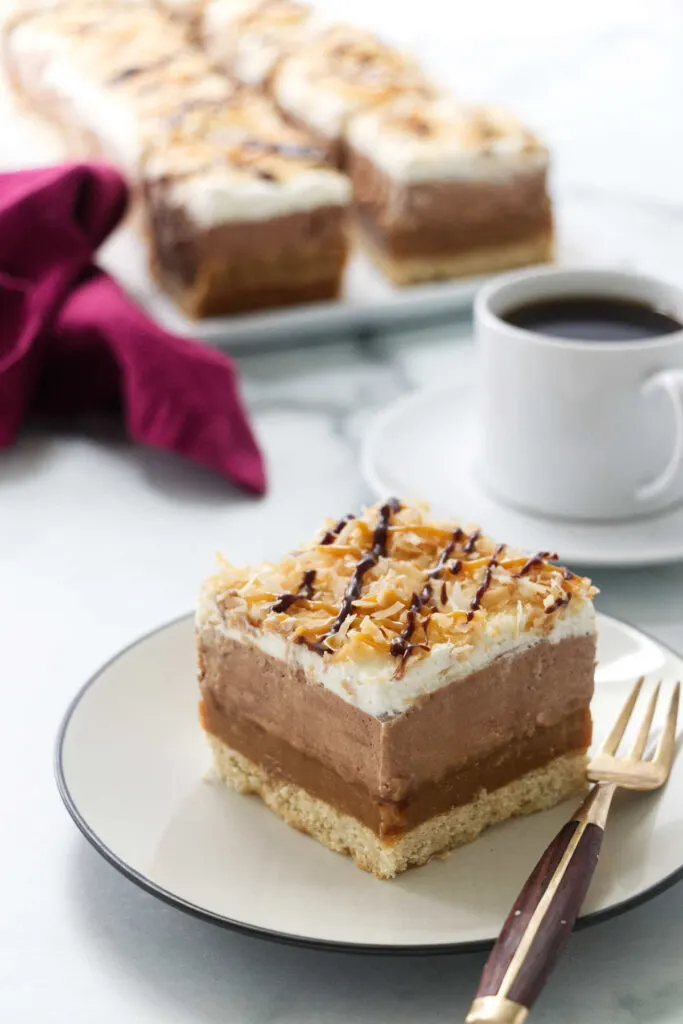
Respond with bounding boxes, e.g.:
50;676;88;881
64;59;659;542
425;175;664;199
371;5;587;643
503;296;682;342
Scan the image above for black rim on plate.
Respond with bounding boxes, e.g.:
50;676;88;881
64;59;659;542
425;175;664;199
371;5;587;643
55;611;683;956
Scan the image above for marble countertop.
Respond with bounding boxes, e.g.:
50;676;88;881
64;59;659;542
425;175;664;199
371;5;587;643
3;2;683;1022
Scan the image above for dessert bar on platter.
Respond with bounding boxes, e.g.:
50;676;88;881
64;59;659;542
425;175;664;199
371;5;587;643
1;0;554;322
1;0;350;317
347;97;552;284
270;22;438;168
197;499;596;878
202;0;322;91
198;0;554;284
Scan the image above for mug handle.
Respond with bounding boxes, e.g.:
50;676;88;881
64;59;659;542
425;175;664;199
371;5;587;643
638;369;683;501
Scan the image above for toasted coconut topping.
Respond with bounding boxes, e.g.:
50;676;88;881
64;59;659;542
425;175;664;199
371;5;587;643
202;500;597;674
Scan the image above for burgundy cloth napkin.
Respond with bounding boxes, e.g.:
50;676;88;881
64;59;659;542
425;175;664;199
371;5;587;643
0;162;266;494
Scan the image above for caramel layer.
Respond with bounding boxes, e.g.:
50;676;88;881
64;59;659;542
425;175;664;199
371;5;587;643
201;696;591;837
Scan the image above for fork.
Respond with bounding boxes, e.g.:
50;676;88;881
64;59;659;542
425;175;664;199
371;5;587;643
465;676;680;1024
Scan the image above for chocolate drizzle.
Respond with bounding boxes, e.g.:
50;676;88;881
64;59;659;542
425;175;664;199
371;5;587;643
271;569;316;613
109;65;147;85
266;501;583;668
312;498;401;652
515;551;558;578
390;587;431;677
426;527;464;580
108;53;176;85
463;529;481;555
545;591;572;615
467;544;506;621
164;97;227;128
241;137;327;162
390;528;468;673
320;513;355;546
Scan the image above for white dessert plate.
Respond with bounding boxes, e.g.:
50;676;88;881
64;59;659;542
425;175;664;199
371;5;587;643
56;611;683;953
3;89;683;351
362;385;683;568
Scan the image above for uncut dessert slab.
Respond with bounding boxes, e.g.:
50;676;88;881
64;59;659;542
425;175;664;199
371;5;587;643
56;608;683;950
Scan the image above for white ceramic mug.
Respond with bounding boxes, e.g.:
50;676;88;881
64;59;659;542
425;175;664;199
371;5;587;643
475;267;683;521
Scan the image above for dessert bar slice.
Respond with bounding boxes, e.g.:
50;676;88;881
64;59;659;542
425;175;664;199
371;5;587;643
347;97;553;284
142;96;350;316
272;24;438;167
1;0;224;174
202;0;319;90
2;0;351;317
197;499;596;878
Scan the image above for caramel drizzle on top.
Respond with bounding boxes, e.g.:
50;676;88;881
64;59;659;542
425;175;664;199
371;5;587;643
390;536;574;674
249;510;582;670
391;528;481;677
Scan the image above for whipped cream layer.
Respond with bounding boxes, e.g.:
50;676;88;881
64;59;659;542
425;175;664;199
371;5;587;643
161;165;350;225
273;24;437;140
348;97;548;182
197;500;597;717
143;92;351;225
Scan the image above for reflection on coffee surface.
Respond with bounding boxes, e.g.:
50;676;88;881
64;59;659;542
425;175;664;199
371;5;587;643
503;296;682;342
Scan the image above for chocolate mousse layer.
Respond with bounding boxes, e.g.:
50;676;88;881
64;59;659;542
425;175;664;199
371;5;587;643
198;631;595;837
143;194;348;317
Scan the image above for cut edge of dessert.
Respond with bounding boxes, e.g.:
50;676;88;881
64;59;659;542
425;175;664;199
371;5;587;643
196;498;598;879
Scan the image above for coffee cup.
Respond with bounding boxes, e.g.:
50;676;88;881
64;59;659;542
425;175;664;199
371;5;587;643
474;267;683;521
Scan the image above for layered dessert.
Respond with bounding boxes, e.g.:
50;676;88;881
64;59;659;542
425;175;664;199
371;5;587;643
143;97;350;316
272;24;438;167
202;0;320;90
2;0;351;317
347;97;553;284
1;0;220;174
197;500;597;878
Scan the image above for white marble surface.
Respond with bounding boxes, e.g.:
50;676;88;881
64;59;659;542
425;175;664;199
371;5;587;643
3;2;683;1022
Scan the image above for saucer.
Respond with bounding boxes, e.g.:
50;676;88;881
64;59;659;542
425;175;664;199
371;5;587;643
361;386;683;567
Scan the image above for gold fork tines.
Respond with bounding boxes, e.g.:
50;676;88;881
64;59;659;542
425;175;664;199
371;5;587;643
466;676;680;1024
588;678;681;790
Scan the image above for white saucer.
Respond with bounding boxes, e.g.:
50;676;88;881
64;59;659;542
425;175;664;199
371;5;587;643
362;386;683;568
56;612;683;953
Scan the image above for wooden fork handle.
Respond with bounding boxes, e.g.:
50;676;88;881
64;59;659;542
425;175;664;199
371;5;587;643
465;784;615;1024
